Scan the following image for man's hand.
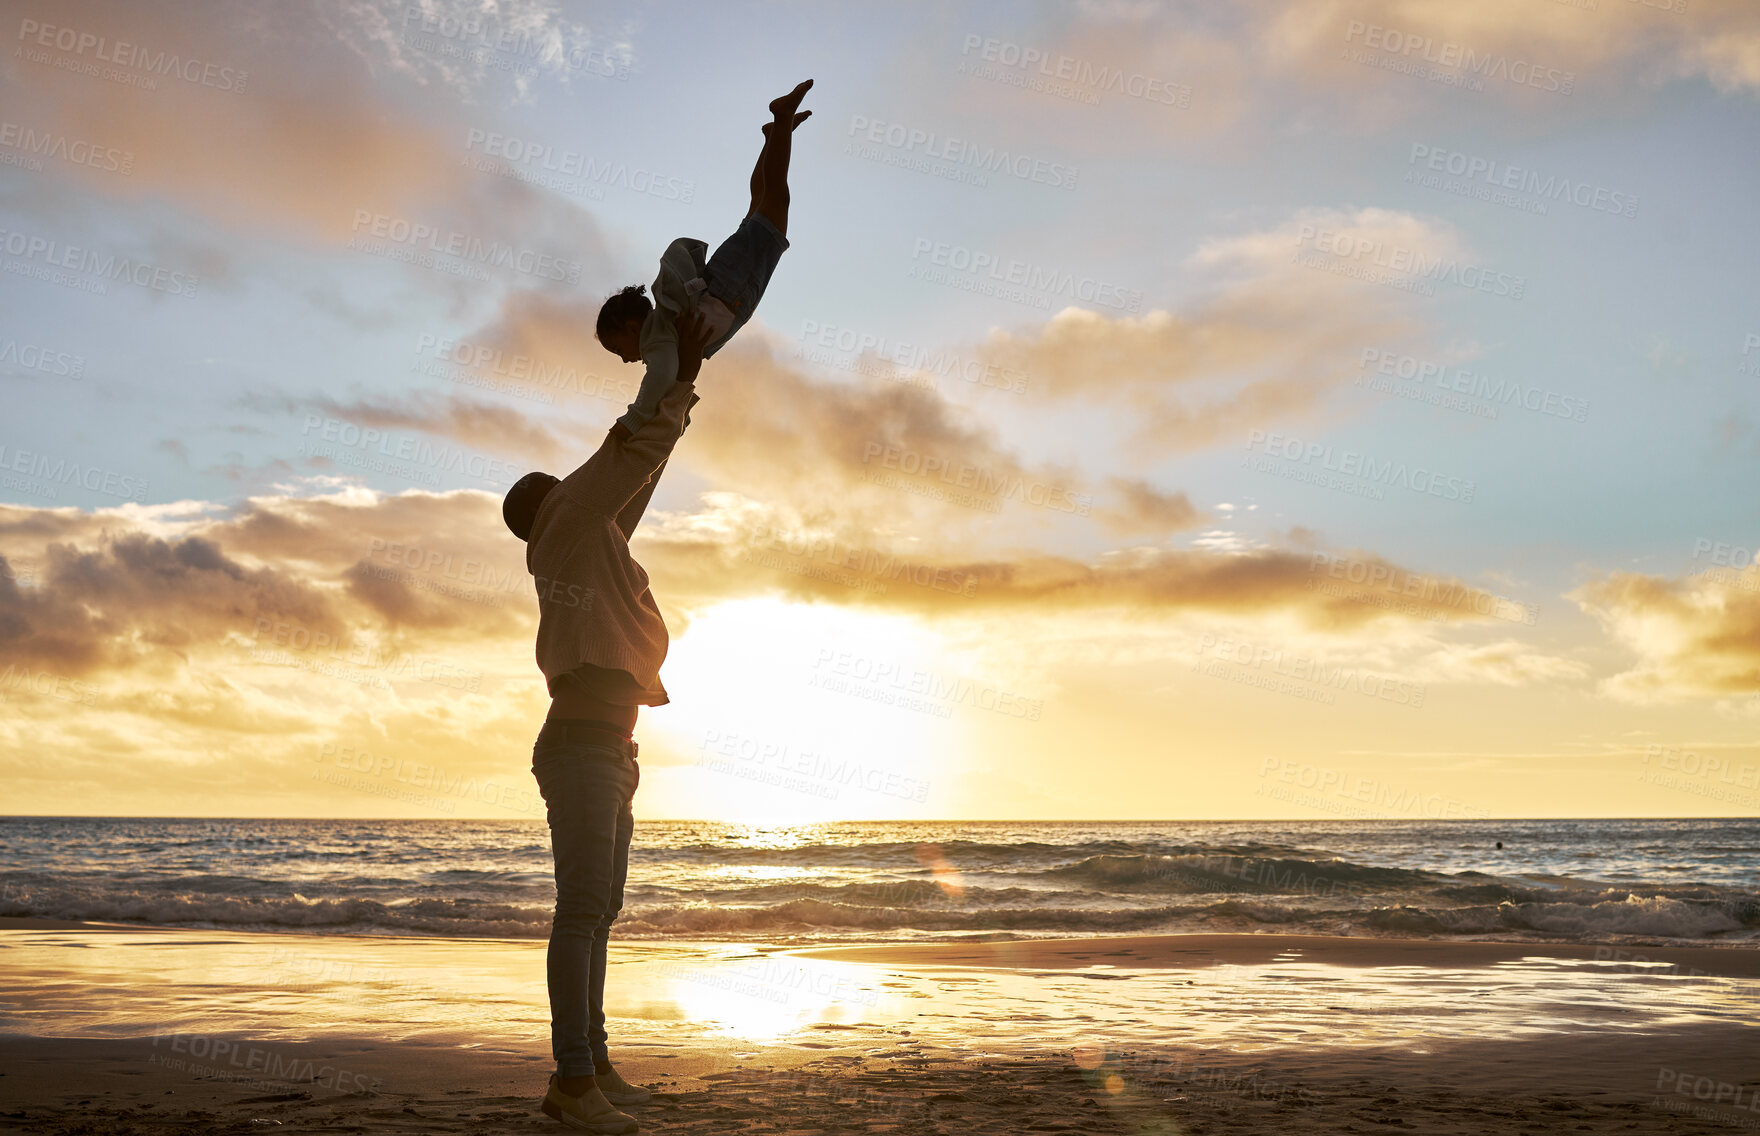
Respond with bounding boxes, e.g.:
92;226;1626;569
675;309;713;381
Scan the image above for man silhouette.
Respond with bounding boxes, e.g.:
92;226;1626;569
503;310;715;1134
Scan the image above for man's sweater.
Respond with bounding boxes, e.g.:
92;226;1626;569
527;379;701;704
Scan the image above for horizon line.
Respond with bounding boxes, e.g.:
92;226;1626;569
3;814;1754;823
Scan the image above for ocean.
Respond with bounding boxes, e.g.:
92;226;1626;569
2;817;1755;945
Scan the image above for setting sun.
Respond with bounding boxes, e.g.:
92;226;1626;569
642;597;959;822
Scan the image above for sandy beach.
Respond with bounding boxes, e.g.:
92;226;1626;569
3;917;1758;1134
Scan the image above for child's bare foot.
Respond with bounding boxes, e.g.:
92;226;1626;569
769;79;813;119
761;111;811;137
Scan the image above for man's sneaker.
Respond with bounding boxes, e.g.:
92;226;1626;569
593;1060;653;1106
540;1074;639;1133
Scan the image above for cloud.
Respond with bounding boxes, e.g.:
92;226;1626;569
0;487;541;683
1094;477;1206;535
0;480;1522;695
1;0;618;294
1258;0;1760;99
438;208;1443;548
0;531;340;675
883;0;1760;159
0;483;1581;818
319;0;635;102
304;390;574;469
1413;639;1591;687
634;494;1527;632
456;298;1111;544
964;208;1447;451
1571;566;1760;702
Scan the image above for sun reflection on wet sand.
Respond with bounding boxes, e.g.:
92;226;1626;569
2;925;1752;1062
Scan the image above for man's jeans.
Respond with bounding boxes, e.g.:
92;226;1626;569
532;725;640;1078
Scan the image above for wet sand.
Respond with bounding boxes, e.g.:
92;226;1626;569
2;918;1757;1134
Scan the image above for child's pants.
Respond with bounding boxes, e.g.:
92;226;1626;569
701;211;790;358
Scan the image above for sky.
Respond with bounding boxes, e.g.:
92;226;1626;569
2;0;1758;821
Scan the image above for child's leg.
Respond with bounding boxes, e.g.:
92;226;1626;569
746;142;765;219
739;117;806;221
748;80;812;236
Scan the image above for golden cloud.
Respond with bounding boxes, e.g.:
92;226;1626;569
1;0;616;283
0;484;1520;695
1572;565;1760;702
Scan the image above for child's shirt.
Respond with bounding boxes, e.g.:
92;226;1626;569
614;238;735;436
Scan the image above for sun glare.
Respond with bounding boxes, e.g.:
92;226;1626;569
640;598;962;821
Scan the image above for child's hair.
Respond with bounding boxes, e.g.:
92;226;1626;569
595;284;653;342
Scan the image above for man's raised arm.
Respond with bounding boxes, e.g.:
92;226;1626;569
558;311;712;522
